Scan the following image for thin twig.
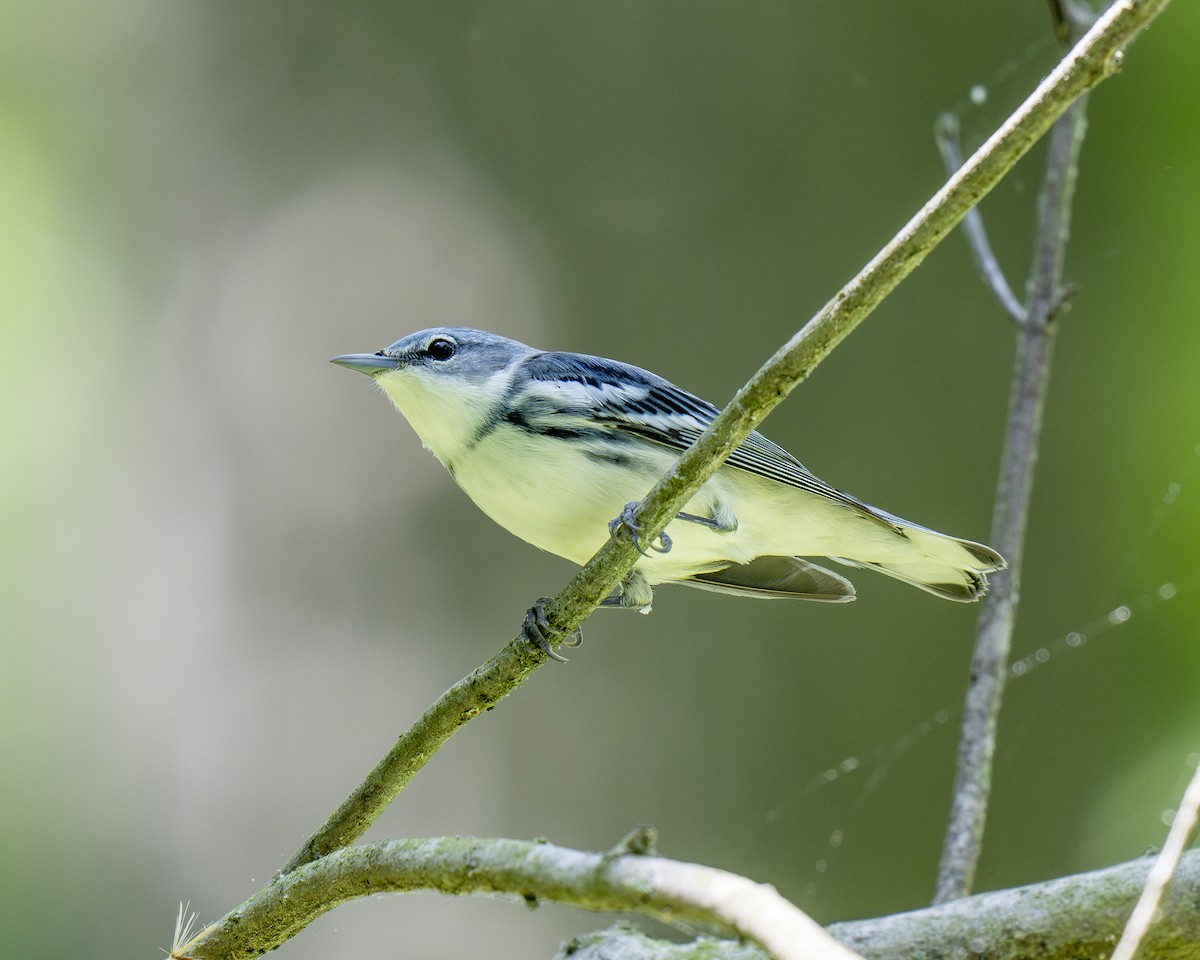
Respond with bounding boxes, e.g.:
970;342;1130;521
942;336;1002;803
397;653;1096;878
186;836;865;960
1110;760;1200;960
935;113;1028;324
933;6;1095;904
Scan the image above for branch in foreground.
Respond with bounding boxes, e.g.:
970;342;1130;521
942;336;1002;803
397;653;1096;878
566;851;1200;960
184;836;862;960
181;841;1200;960
276;0;1170;885
833;850;1200;960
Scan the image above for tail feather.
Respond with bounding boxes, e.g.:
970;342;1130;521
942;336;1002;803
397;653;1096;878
834;526;1006;602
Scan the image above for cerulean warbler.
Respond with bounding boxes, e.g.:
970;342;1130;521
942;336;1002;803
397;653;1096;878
333;328;1003;651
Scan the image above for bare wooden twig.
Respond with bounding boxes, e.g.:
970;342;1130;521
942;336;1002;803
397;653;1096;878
934;113;1028;325
933;1;1095;904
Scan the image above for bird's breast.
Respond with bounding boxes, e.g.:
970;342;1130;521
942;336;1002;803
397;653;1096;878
450;426;660;564
448;425;774;580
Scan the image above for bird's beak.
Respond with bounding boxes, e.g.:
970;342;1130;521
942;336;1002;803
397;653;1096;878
330;353;402;376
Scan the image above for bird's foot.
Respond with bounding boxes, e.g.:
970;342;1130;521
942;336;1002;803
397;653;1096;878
608;502;672;556
521;599;583;663
597;568;656;613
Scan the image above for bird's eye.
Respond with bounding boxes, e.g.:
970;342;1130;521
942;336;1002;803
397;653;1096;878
426;337;456;361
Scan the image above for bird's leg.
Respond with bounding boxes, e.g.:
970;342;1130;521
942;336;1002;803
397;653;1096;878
521;599;583;663
676;500;738;534
598;569;655;614
608;502;672;556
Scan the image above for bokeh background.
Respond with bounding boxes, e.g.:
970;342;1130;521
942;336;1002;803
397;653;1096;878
2;2;1197;957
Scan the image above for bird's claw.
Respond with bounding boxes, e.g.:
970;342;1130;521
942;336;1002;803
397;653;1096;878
608;502;672;556
521;599;583;663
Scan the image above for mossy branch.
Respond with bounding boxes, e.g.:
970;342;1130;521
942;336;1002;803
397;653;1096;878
186;835;862;960
566;845;1200;960
183;843;1200;960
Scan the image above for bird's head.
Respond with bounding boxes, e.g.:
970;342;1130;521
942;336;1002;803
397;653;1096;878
332;327;536;467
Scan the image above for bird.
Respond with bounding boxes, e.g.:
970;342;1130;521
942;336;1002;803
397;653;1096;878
332;327;1004;658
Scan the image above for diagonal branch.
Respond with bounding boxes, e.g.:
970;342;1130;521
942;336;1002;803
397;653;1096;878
278;0;1168;883
1110;760;1200;960
935;113;1028;325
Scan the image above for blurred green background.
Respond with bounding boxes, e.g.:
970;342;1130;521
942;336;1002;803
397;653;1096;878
2;2;1197;957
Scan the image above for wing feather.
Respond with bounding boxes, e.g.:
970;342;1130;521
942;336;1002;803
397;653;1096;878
517;351;892;523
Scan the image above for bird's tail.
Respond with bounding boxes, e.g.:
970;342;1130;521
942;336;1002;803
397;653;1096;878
835;520;1005;602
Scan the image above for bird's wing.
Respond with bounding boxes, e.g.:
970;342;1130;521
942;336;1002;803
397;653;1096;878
518;351;893;522
685;555;856;601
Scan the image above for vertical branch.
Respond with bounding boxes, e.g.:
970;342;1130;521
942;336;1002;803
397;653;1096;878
934;6;1093;903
